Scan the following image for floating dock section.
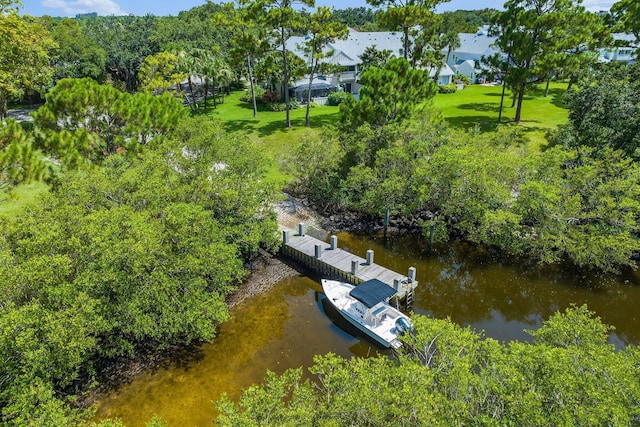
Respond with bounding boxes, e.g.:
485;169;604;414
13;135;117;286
279;223;417;308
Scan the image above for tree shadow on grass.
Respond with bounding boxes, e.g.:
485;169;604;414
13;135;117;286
456;102;502;113
220;108;340;138
444;114;501;132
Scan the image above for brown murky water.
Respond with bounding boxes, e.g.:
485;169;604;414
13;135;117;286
93;232;640;426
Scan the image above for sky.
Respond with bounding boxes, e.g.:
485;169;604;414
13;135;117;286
19;0;617;18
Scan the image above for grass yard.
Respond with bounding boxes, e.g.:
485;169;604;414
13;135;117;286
433;82;569;149
0;181;49;218
204;91;341;184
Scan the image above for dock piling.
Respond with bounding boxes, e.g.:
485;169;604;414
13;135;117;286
366;249;374;265
351;259;359;275
408;267;416;282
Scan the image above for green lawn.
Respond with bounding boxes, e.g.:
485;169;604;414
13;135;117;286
0;181;49;218
204;91;341;185
433;82;569;149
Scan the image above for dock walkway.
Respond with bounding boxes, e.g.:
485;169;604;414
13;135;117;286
279;223;417;301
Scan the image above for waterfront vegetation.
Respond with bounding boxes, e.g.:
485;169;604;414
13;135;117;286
1;0;640;425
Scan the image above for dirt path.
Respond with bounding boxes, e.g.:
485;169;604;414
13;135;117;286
228;194;327;308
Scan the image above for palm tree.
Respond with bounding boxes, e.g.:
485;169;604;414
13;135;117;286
443;31;461;65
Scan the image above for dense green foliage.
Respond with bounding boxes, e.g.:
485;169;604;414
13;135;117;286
0;6;55;117
218;306;640;426
47;18;107;81
290;82;640;271
550;63;640;159
441;8;497;32
611;0;640;42
437;83;457;94
326;91;353;106
2;1;640;425
330;7;379;30
0;118;279;425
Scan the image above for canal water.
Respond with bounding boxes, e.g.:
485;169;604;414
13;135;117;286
93;232;640;426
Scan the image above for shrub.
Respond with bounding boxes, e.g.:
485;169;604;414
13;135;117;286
454;73;471;86
267;100;300;111
239;87;265;104
438;84;457;94
267;102;286;112
327;91;353;106
262;90;281;104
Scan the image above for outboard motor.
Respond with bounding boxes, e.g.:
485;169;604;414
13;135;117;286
395;317;413;336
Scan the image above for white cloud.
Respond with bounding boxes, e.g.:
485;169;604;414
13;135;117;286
41;0;127;16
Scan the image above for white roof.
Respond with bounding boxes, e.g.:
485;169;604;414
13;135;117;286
455;59;476;71
453;25;499;57
286;31;405;67
429;63;454;77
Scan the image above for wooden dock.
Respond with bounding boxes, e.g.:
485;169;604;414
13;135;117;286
279;223;417;304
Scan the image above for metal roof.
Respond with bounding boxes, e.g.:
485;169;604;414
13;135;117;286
286;31;405;67
349;279;397;308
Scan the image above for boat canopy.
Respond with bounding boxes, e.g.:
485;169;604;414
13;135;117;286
349;279;397;308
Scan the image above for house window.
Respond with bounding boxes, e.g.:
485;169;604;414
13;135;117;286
346;65;356;72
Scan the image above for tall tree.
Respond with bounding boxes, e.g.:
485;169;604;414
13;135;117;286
539;8;611;94
366;0;450;61
491;0;602;123
48;18;106;82
139;51;186;95
247;0;315;127
550;66;640;159
83;15;159;93
0;4;56;117
33;78;185;168
215;2;272;118
341;57;436;129
442;31;461;64
302;7;348;126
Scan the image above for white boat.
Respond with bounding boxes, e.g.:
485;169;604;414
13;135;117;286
321;278;412;349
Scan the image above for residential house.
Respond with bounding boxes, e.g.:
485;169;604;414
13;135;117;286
444;26;499;83
286;29;454;98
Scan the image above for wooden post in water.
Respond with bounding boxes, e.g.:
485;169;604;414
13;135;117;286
383;207;390;238
428;223;435;252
